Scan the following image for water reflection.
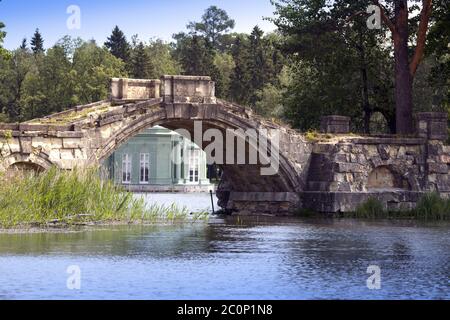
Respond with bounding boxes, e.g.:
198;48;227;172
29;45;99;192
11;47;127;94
0;217;449;300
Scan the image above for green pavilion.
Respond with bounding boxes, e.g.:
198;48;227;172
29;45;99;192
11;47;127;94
104;126;214;193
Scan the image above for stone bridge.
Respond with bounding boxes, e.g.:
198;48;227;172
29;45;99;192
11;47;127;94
0;75;449;215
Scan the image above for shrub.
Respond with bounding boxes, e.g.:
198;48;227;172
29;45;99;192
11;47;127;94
354;198;386;219
414;192;450;221
0;167;190;228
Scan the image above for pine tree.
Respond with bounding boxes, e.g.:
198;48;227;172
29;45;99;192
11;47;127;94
130;42;152;79
104;26;130;63
230;35;252;105
30;28;44;54
20;38;27;50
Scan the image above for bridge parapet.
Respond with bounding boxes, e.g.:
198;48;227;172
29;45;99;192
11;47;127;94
110;78;161;101
110;76;216;105
161;75;216;104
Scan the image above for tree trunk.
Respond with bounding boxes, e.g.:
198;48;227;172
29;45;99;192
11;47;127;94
393;0;414;134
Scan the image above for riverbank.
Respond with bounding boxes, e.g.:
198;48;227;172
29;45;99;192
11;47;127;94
1;168;449;232
0;168;208;230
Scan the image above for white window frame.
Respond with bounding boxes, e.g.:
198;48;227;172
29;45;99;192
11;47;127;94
188;149;200;183
122;154;132;184
140;153;150;184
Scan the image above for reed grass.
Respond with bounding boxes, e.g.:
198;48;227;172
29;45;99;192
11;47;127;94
351;194;450;220
0;167;195;229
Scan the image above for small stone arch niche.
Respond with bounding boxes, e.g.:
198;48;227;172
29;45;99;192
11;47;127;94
367;166;410;191
7;162;45;177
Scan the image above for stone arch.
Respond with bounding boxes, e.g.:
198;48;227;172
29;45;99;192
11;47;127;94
8;162;45;173
2;153;55;172
92;104;302;213
367;165;411;191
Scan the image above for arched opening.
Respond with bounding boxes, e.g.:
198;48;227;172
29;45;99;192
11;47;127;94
6;162;45;179
97;112;300;214
367;166;410;191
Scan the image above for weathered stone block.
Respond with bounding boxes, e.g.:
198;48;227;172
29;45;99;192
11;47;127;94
336;163;366;173
63;138;82;149
161;75;216;104
60;149;75;160
320;116;350;134
49;149;61;160
427;163;449;174
19;137;32;154
415;112;448;141
111;78;160;100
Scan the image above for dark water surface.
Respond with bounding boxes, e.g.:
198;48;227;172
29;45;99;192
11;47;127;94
0;215;449;300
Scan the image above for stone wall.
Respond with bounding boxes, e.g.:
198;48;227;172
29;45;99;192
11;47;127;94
302;112;450;213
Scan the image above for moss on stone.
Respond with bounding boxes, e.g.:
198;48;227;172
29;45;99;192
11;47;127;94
30;104;112;125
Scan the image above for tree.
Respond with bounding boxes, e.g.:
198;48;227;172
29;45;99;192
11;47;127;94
173;32;216;76
372;0;434;134
213;52;235;99
188;6;235;50
426;0;450;110
145;39;182;77
271;0;403;133
0;21;6;55
72;41;127;105
229;34;252;104
247;26;285;105
129;41;153;79
272;0;436;134
0;46;34;120
30;28;44;55
104;26;130;63
19;38;27;50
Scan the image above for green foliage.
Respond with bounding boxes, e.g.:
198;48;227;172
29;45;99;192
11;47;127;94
30;28;44;55
173;33;217;77
271;0;398;132
354;198;387;219
0;21;9;59
104;26;130;63
414;193;450;221
213;52;235;99
129;41;152;79
0;37;126;122
295;208;317;218
187;5;235;50
145;39;182;77
71;41;127;105
349;194;450;220
0;167;191;229
228;30;286;109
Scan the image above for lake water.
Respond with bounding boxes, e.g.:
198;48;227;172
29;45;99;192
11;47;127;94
0;194;449;300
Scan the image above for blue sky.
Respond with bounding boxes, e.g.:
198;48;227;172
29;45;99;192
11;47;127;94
0;0;277;49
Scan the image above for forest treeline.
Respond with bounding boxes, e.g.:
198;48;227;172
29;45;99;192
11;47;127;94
0;2;448;134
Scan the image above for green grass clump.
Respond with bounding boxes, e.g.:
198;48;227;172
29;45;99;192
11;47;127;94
350;193;450;220
354;197;386;219
0;167;192;229
413;192;450;221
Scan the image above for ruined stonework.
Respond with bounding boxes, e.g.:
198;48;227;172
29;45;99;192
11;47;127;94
0;76;449;215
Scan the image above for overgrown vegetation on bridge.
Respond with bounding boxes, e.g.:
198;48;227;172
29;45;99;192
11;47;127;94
0;167;200;229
